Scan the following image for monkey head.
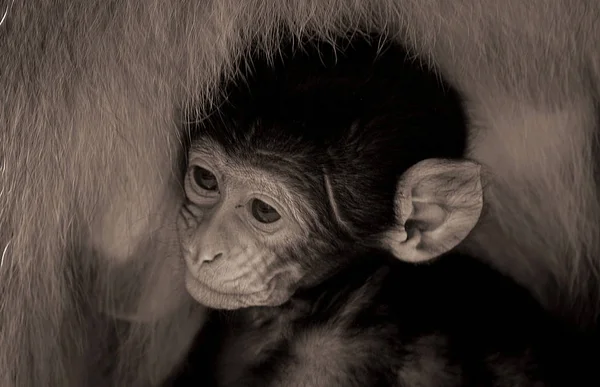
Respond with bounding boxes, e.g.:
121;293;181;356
178;138;311;309
177;34;480;310
177;133;483;310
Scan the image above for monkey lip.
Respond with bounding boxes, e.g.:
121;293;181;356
185;271;289;309
185;270;255;296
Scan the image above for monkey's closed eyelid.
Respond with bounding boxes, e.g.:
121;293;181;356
187;157;219;177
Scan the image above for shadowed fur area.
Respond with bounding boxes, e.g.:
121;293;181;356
1;1;600;386
172;252;597;387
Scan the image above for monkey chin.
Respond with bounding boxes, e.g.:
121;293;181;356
184;270;292;310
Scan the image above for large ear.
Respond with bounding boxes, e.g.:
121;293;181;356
381;158;483;263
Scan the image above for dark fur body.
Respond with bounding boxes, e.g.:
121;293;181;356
173;251;596;387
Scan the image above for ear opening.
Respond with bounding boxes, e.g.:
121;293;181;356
382;158;483;263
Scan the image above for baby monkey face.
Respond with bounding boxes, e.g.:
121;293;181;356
178;147;310;310
178;138;484;310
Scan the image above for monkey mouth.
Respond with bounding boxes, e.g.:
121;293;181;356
185;271;290;310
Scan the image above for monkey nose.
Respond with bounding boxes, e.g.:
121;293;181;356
199;252;223;263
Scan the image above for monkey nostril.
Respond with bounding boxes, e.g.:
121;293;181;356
198;252;223;263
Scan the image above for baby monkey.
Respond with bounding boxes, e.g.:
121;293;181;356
170;38;596;386
177;36;476;312
174;130;592;387
179;139;482;310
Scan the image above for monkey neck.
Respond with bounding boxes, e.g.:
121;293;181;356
230;250;392;327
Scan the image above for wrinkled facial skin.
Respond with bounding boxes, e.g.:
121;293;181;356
177;148;309;310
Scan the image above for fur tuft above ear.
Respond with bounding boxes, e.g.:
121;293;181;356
382;158;483;262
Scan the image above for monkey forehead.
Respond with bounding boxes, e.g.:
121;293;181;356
190;139;319;224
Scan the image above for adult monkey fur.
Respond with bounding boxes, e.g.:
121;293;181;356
1;1;600;387
167;41;594;386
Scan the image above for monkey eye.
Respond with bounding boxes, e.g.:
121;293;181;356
191;166;219;192
251;199;281;224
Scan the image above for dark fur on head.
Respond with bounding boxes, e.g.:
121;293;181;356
187;36;468;252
